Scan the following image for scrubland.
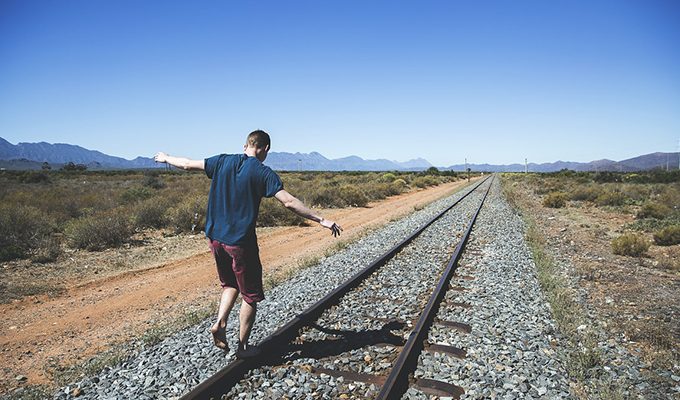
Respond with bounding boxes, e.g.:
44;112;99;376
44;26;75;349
0;168;457;300
502;170;679;399
1;168;467;397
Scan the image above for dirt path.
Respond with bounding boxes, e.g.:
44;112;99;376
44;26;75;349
1;180;473;393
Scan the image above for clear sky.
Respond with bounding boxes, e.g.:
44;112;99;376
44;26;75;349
1;0;679;166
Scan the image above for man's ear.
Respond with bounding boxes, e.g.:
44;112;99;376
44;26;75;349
264;144;270;153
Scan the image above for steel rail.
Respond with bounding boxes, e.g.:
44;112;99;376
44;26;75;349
180;176;490;400
376;175;494;399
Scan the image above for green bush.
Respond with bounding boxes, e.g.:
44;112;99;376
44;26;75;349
65;209;133;250
133;198;170;229
543;192;569;208
593;172;621;183
0;205;55;261
595;191;627;207
142;172;165;189
120;187;154;203
569;186;601;202
637;202;672;220
412;176;438;188
611;233;650;257
653;225;680;246
392;178;408;189
379;173;397;182
306;187;343;208
339;185;369;207
424;167;440;176
18;171;51;184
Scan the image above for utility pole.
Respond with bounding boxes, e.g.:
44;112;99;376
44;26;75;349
465;158;470;182
525;158;528;174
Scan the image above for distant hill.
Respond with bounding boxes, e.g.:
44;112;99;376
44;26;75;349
0;137;677;172
445;152;680;173
265;152;432;171
0;137;432;171
0;137;159;170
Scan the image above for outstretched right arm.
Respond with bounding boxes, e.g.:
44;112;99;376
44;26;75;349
274;189;343;237
154;152;204;171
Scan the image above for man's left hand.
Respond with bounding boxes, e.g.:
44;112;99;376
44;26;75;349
320;219;343;237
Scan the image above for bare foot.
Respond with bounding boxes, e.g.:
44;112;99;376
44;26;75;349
209;322;229;351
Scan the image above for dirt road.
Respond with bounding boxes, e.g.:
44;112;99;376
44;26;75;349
1;180;472;393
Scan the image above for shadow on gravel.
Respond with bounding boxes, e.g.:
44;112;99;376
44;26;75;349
259;320;406;367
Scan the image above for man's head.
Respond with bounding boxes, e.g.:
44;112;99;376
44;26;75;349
244;130;271;161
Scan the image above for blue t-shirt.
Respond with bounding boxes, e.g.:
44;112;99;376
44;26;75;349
204;154;283;246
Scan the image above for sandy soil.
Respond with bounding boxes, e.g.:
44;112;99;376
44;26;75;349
1;180;473;394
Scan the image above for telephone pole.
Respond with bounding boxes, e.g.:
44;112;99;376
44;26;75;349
465;158;469;182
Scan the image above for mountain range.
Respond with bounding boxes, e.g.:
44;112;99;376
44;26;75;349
0;137;431;171
0;137;678;172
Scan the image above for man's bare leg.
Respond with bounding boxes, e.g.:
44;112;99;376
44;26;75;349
210;287;239;350
238;301;257;351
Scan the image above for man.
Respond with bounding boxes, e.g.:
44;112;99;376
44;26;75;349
154;130;342;358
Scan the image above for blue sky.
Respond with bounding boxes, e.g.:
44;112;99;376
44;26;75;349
1;0;679;166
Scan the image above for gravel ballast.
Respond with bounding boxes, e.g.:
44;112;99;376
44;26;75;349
52;181;484;399
46;177;640;399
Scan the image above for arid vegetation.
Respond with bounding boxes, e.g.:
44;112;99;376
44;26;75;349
528;170;680;263
1;167;469;397
503;170;679;399
0;168;457;294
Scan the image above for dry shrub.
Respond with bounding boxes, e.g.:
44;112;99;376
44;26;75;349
653;225;680;246
31;236;62;263
339;185;369;207
595;191;627;207
258;198;306;227
65;209;133;250
168;195;207;233
392;178;407;189
120;186;153;203
0;205;55;261
133;198;171;229
657;185;680;208
611;233;650;257
379;173;397;182
543;192;568;208
569;185;602;202
142;171;165;189
412;176;438;188
18;171;51;184
637;202;672;220
306;186;341;208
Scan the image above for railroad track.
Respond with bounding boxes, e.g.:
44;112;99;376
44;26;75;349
181;175;494;400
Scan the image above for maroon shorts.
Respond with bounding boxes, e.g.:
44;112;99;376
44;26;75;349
208;239;264;304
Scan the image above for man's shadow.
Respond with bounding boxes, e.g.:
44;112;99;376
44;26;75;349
258;320;407;367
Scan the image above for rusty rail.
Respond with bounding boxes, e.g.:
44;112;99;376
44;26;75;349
376;175;493;399
180;176;491;400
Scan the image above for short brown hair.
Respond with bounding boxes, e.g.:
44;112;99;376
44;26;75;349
246;130;271;149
